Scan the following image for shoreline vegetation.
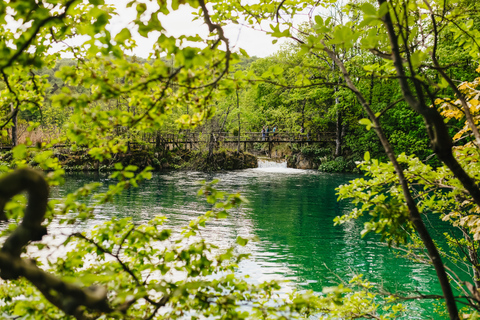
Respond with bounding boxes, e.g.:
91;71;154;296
0;137;357;172
0;147;258;172
0;142;359;172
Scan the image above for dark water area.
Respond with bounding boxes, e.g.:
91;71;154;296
53;166;456;319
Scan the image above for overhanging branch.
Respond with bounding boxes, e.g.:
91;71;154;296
0;169;118;319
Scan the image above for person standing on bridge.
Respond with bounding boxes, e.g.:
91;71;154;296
273;125;277;140
266;126;269;141
261;126;266;141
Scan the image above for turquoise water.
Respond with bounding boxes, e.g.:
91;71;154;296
53;167;454;318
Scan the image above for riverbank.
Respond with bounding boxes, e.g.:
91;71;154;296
255;143;359;173
0;144;358;172
23;148;258;172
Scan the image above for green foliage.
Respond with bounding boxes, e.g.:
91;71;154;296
318;156;356;173
2;0;480;318
336;155;416;244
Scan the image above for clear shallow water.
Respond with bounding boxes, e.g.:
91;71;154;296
52;167;453;319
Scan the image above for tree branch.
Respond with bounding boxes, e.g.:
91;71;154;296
322;34;459;319
377;0;460;318
196;0;231;89
0;169;116;319
425;0;480;147
0;0;77;71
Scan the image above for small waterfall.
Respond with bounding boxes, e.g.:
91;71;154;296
256;158;308;173
257;159;287;168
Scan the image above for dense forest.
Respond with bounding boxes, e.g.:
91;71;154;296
0;0;480;319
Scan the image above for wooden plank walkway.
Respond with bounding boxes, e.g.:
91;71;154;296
0;131;336;150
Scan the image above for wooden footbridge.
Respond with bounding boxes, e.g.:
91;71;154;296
148;131;336;151
0;131;336;151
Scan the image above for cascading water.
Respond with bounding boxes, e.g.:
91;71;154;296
257;159;287;168
256;158;304;173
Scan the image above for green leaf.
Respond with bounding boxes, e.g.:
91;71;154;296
234;70;244;79
136;3;147;15
364;151;370;162
114;28;132;43
359;118;373;130
236;236;248;246
314;15;324;26
12;145;27;160
378;2;389;17
360;3;377;16
273;65;283;75
239;48;249;57
217;211;228;219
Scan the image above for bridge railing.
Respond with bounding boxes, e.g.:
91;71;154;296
132;131;336;143
197;131;336;142
0;131;336;150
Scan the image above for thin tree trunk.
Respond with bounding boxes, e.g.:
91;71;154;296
332;56;342;157
335;107;342;157
208;132;214;160
236;89;241;153
219;105;231;133
11;104;17;147
301;99;306;129
237;115;241;153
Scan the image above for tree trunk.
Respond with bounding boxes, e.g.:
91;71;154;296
11;104;17;147
332;53;342;158
335;107;342;157
237;113;241;153
324;43;459;320
236;90;241;153
208;132;214;161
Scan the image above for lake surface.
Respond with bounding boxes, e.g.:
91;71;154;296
53;165;452;319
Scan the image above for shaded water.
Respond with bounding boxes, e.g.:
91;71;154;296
53;166;453;319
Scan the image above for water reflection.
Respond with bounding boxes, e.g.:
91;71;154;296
53;169;446;318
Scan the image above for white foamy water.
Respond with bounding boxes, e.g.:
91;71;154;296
257;159;287;168
256;159;306;173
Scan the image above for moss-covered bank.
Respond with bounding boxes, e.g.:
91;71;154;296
0;148;258;172
57;148;257;171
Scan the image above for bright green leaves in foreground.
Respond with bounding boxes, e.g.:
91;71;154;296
336;153;468;244
336;156;412;244
3;0;480;318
